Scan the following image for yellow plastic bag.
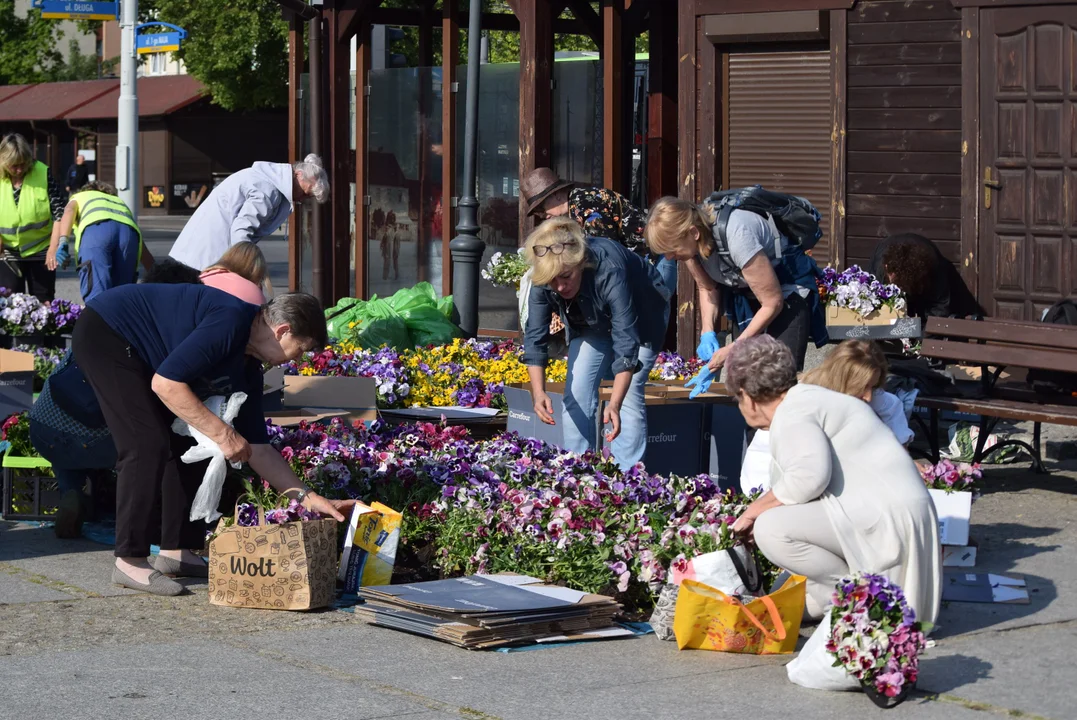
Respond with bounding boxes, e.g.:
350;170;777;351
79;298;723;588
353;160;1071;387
673;575;807;654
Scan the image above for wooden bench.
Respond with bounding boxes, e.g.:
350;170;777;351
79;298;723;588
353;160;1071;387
913;316;1077;473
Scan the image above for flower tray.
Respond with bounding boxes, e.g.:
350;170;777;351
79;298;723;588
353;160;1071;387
824;306;921;341
1;454;57;521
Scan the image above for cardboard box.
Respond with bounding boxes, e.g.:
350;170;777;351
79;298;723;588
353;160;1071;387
504;383;577;448
942;545;977;568
826;304;904;327
0;349;35;418
264;375;379;427
928;489;972;546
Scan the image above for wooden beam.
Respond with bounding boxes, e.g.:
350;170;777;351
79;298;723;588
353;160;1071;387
369;7;587;34
565;0;603;46
676;0;698;359
354;22;371;301
287;15;303;292
442;0;459;298
646;1;677;205
418;1;434;66
694;0;854;13
829;8;847;268
602;0;625;193
517;0;554;243
327;5;352;302
623;0;653;36
338;0;383;44
960;6;980;298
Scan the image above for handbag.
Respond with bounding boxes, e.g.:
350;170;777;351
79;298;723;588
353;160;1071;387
672;574;807;654
652;547;763;642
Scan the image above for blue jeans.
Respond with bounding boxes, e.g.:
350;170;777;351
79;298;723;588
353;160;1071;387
28;420;116;494
77;221;140;301
563;333;659;471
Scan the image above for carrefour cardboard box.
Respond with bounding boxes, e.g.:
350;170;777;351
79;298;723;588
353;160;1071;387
264;375;378;428
0;349;35;418
503;383;577;448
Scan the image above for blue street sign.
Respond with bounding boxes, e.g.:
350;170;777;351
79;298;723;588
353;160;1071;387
34;0;118;21
134;22;187;55
137;32;182;54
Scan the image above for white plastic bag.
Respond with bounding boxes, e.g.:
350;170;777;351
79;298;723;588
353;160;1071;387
786;613;859;692
171;392;248;524
689;545;763;597
739;430;772;494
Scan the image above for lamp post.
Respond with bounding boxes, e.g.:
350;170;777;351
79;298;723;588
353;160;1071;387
449;0;485;338
117;0;139;218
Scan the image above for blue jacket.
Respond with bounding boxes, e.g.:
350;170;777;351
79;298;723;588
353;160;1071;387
522;236;671;375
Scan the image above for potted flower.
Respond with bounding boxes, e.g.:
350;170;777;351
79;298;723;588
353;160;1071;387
818;265;907;327
827;572;931;708
0;291;50;348
920;459;980;547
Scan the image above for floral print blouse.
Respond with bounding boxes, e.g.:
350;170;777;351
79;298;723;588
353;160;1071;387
568;186;648;255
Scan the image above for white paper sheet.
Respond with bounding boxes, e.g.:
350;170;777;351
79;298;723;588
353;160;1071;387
477;573;546;587
536;626;634;643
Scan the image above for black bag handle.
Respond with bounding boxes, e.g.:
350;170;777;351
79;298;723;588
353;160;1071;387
726;546;764;594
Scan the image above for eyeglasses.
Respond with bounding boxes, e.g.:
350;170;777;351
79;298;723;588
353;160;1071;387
532;241;577;257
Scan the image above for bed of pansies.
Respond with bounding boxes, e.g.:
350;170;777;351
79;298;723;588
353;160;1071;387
269;416;753;611
0;290;81;339
284;337;703;410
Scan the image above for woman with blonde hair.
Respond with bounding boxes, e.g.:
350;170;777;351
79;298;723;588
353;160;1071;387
521;217;671;471
200;241;272;305
644;196;825;392
0;133;67;299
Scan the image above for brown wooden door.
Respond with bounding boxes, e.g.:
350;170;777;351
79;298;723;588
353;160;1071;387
981;8;1077;320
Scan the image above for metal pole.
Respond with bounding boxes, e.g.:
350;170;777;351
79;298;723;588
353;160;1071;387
117;0;139;219
308;14;325;303
449;0;485;337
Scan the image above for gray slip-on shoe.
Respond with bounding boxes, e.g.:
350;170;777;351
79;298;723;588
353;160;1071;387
112;567;185;596
150;554;209;578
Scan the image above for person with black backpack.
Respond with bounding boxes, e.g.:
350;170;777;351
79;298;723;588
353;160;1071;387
645;190;828;393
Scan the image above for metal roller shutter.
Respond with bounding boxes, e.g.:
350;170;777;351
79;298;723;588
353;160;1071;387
727;50;833;265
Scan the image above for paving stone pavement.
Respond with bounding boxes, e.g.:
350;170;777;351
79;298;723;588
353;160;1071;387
1;456;1074;720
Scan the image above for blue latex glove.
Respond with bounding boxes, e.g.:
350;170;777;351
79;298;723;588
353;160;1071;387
685;366;716;399
696;331;720;363
54;240;71;267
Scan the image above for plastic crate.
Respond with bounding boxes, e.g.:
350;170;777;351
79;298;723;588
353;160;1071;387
1;454;57;521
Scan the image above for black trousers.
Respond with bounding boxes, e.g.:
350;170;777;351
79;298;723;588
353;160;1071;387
72;307;206;557
733;292;811;371
0;258;56;301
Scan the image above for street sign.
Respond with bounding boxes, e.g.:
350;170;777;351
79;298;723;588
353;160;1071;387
34;0;119;20
137;32;182;54
134;22;187;55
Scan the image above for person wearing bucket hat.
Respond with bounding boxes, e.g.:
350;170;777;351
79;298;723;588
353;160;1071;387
521;168;678;293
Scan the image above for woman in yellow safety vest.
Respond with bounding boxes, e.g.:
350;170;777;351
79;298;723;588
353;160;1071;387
0;133;66;300
46;181;155;300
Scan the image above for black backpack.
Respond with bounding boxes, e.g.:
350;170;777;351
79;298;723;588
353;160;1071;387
702;187;823;289
1026;299;1077;397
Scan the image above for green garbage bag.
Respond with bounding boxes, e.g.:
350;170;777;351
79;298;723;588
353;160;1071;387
384;283;462;347
325;297;365;341
354;316;412;351
437;295;455;320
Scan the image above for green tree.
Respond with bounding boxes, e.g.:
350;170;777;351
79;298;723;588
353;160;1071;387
147;0;290;110
0;6;62;85
47;41;102;82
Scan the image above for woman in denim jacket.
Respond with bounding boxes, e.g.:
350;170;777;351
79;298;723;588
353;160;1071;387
521;218;671;471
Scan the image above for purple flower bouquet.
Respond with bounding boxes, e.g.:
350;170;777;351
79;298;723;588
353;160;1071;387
818;265;906;319
827;572;930;708
919;459;981;494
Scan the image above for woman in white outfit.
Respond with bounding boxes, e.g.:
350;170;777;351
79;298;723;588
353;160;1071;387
728;336;941;626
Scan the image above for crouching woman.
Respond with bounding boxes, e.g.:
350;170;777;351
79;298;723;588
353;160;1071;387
521;217;671;471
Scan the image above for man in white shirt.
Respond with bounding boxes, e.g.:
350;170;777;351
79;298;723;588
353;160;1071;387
169;154;329;271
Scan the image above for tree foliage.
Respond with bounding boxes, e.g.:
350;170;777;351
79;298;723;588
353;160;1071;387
0;6;62;85
148;0;290;110
48;41;102;82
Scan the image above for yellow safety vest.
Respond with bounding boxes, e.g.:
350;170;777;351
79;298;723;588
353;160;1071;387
0;161;53;257
70;190;143;263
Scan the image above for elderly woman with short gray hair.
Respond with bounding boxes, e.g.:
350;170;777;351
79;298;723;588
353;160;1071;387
727;335;942;626
169;154;330;271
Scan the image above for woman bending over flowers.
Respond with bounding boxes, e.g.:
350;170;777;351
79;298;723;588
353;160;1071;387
521;218;671;471
726;336;941;627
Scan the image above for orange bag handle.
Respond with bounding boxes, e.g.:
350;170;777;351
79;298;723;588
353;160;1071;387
731;594;787;643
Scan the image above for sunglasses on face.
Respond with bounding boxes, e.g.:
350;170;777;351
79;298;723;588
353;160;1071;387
532;241;577;257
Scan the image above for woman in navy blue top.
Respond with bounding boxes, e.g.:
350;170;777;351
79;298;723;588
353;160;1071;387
63;283;353;595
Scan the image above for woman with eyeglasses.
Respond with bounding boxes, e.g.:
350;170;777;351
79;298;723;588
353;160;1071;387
0;133;67;300
521;217;672;471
